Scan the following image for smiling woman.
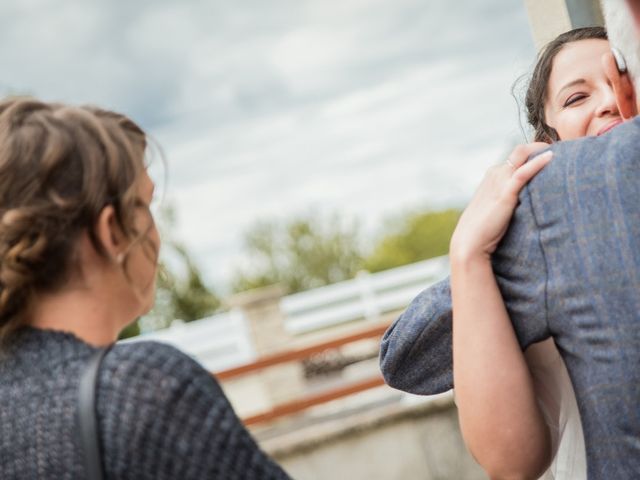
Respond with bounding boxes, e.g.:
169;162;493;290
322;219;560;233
380;25;632;480
449;28;620;480
545;39;622;138
525;26;610;142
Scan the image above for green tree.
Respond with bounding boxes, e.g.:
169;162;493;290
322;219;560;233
139;246;221;333
364;208;461;273
118;321;141;340
159;242;221;321
231;214;364;294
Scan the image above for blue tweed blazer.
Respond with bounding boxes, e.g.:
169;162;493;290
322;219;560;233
380;117;640;478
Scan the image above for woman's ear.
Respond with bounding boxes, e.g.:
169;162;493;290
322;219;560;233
94;205;128;263
602;51;637;120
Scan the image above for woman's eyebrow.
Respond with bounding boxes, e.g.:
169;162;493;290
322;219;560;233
556;79;586;101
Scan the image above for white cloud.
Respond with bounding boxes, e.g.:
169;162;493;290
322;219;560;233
1;0;536;290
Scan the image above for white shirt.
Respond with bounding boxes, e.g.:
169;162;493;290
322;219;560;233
525;339;587;480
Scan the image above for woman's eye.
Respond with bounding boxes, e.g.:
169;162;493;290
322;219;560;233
563;94;587;107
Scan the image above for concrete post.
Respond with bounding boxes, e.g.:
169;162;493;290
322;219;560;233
228;285;306;408
524;0;604;50
228;285;289;355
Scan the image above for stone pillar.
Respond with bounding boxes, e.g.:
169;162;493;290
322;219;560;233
229;285;289;355
524;0;604;50
228;285;306;408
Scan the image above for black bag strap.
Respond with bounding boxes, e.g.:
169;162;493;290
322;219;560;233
77;346;112;480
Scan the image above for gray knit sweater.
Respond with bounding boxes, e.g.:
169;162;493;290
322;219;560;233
0;327;291;479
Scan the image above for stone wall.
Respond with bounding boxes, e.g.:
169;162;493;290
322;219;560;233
259;393;487;480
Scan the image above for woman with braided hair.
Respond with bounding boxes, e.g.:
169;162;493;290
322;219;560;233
0;98;291;479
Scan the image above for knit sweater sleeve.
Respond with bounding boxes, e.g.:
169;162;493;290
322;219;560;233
96;341;291;480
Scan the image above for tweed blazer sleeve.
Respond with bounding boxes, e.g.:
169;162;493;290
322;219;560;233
380;172;551;395
379;277;454;394
493;181;551;347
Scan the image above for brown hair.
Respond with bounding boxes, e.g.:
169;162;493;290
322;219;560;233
0;98;148;338
525;26;608;142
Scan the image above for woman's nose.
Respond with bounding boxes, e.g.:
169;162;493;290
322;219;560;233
596;87;620;117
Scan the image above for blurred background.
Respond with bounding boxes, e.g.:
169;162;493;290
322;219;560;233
1;0;603;478
0;0;535;303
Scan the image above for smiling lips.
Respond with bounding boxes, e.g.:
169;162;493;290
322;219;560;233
597;119;623;136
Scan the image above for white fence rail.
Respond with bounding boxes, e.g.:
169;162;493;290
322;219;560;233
281;256;449;334
123;308;255;372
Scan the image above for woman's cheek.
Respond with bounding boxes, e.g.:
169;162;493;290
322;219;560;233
558;112;588;140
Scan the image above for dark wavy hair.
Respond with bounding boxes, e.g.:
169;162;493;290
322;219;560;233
0;98;148;339
525;26;608;142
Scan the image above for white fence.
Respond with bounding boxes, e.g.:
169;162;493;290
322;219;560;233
127;256;450;371
124;308;255;372
281;256;450;334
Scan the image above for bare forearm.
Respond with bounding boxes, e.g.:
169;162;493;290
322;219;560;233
451;253;551;479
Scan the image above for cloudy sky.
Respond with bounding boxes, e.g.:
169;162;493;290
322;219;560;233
1;0;536;291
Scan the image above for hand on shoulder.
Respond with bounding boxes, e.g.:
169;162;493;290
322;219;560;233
449;143;552;264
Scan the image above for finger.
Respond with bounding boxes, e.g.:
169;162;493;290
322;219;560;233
602;51;637;120
510;151;553;190
507;142;551;169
